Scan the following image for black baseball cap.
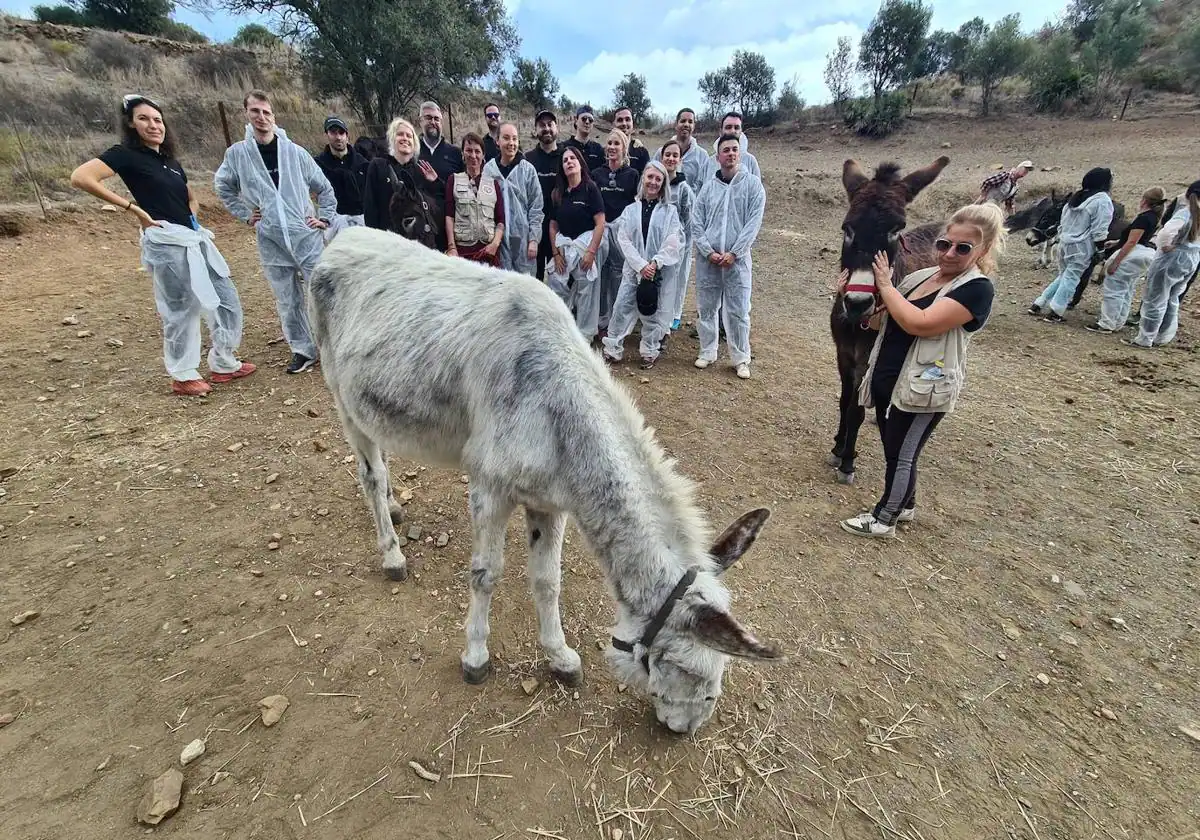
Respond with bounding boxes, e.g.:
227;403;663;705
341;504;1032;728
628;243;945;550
534;109;556;124
323;116;348;133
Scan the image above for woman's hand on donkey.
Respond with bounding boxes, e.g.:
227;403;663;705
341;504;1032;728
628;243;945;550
872;251;895;291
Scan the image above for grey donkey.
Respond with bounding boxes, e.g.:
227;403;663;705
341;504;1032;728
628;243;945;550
308;227;783;735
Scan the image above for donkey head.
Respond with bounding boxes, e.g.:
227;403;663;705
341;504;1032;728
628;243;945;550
606;508;781;735
839;156;950;322
1026;189;1064;247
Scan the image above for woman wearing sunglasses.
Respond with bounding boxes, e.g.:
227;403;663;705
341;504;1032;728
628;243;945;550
70;94;254;397
838;203;1004;538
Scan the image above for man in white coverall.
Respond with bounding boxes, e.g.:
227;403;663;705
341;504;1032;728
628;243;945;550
215;89;337;374
691;133;766;380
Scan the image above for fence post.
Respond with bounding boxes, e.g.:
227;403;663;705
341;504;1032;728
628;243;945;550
447;100;455;144
1118;88;1133;121
217;101;233;148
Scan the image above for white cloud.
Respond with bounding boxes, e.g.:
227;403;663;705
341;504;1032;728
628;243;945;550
558;21;864;118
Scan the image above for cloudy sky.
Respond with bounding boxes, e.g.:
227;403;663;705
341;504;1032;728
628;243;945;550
5;0;1070;116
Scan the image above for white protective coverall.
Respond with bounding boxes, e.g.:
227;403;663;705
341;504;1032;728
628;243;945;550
602;188;684;362
709;133;760;179
654;140;712;324
214;125;337;359
547;228;606;337
1133;201;1200;346
482;156;544;276
1097;242;1156;331
664;178;695;324
1032;191;1114;317
691;167;767;366
140;221;243;381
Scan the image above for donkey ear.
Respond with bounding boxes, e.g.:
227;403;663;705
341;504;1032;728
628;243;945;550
900;155;950;202
843;159;868;197
710;508;771;573
690;604;782;660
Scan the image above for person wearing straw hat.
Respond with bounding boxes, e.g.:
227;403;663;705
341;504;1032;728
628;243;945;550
976;160;1034;214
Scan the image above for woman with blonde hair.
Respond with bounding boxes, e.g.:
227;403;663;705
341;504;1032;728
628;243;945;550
362;116;446;249
590;128;640;337
1088;186;1166;334
1128;179;1200;347
839;203;1004;538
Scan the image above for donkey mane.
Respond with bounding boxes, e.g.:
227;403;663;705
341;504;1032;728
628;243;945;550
873;162;903;184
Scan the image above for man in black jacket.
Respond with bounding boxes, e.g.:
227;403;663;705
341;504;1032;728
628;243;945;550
525;109;563;281
314;116;369;240
564;105;605;173
417;101;464;181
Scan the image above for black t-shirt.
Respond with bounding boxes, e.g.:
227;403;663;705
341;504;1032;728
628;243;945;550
871;276;995;396
629;142;651;175
98;143;191;227
1126;209;1160;248
257;137;280;187
641;199;657;240
591;165;639;222
565;136;605;173
483;133;501;163
525;144;563;229
552;181;604;240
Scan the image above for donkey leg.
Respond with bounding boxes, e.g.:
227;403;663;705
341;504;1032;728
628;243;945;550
381;451;405;526
524;507;581;685
344;423;407;581
834;364;864;484
462;484;514;684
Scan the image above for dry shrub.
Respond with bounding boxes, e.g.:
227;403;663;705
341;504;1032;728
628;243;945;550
72;31;158;77
186;49;260;88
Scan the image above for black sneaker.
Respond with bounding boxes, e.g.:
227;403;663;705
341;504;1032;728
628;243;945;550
286;353;317;374
1027;303;1044;316
1084;322;1114;334
1042;312;1067;324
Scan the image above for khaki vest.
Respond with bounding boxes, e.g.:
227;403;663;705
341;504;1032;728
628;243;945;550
452;172;498;244
859;266;988;414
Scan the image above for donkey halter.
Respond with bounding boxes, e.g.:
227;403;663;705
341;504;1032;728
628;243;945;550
843;233;909;330
611;568;698;673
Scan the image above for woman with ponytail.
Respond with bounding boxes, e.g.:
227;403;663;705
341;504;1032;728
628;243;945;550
1128;179;1200;347
1088;186;1166;334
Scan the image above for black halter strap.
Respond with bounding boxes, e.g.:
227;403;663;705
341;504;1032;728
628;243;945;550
611;568;698;673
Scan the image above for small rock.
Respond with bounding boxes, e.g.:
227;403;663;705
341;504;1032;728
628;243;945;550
96;754;112;771
612;829;624;840
940;142;951;148
1070;616;1088;629
265;472;279;485
407;525;422;541
258;694;290;727
1036;673;1050;685
305;407;320;418
136;768;184;825
521;677;539;696
314;590;324;598
1060;633;1079;647
283;398;297;406
1179;723;1200;743
368;668;378;677
249;569;264;577
1003;626;1020;641
1107;616;1128;630
1017;796;1033;810
639;377;650;384
316;507;329;516
1064;396;1074;405
1063;580;1086;599
399;489;414;502
267;541;280;551
1099;707;1117;721
271;532;283;541
410;652;422;662
105;338;124;348
313;439;328;452
1050;574;1061;584
62;315;79;325
617;683;628;693
48;354;65;363
277;593;287;601
460;475;469;484
436;532;449;548
0;712;14;727
180;738;205;765
997;652;1007;661
76;330;93;338
391;586;400;595
227;442;245;453
10;610;39;626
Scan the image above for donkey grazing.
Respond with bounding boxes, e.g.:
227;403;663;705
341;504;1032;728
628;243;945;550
308;226;781;735
828;157;949;485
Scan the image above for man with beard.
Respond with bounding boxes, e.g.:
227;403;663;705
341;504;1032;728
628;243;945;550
314;115;369;240
564;105;605;173
525;109;564;280
613;107;650;174
482;103;502;162
417;101;464;181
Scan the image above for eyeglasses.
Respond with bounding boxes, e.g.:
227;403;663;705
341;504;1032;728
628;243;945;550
578;116;594;123
934;238;975;256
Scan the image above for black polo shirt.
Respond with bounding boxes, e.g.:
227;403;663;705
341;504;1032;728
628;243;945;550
526;144;563;227
565;136;605;173
98;143;191;227
551;181;604;240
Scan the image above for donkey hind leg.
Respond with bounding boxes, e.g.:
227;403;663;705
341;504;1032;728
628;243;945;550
462;484;515;685
345;423;407;581
524;507;581;686
380;451;405;526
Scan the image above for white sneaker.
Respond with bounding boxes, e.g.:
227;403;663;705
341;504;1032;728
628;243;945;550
694;358;712;369
897;507;916;523
735;363;751;379
839;512;896;538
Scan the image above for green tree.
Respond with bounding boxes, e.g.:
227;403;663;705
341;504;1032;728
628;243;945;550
1023;31;1084;111
232;22;281;47
33;4;89;25
775;76;805;121
81;0;175;34
857;0;932;103
1181;23;1200;86
158;18;208;41
213;0;518;134
1080;0;1151;109
611;73;651;124
951;16;987;81
823;35;854;114
502;56;559;108
916;29;955;77
698;68;732;120
965;14;1030;115
727;50;775;121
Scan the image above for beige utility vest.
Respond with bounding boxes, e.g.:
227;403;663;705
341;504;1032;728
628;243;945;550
452;172;498;244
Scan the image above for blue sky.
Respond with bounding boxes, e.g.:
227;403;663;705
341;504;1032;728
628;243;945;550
4;0;1070;115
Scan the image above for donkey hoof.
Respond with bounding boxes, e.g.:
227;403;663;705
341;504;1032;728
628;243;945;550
462;659;492;685
388;502;405;526
383;562;408;582
825;452;842;468
836;470;856;486
549;666;584;687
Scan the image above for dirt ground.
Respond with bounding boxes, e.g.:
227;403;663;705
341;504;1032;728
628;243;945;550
1;112;1198;840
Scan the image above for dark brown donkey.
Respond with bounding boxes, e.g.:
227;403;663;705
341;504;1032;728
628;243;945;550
827;156;949;484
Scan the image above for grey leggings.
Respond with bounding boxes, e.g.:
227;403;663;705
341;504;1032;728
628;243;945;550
872;387;944;526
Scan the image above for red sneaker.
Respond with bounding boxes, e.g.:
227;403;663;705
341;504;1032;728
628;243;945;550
210;362;257;383
172;378;212;396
